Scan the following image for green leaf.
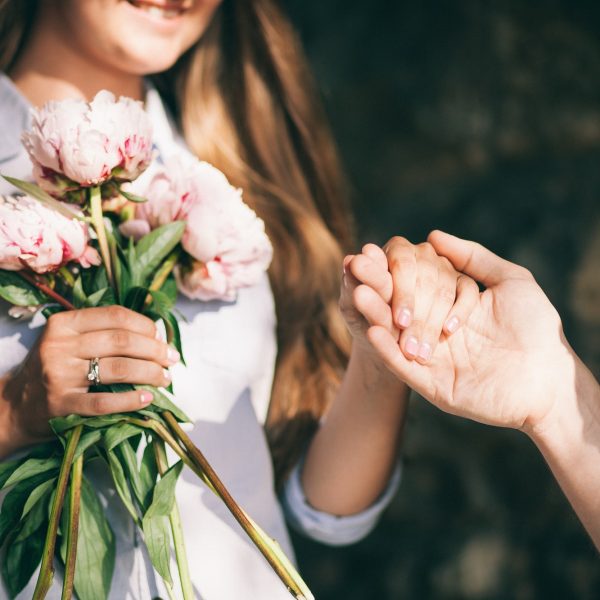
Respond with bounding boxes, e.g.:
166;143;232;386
73;477;116;600
136;386;190;423
0;460;22;489
115;439;145;509
0;271;46;307
106;450;139;524
21;477;56;519
133;221;185;287
14;485;50;542
72;274;86;308
50;413;128;435
164;311;185;366
104;423;143;452
148;289;175;314
123;286;149;312
138;441;158;511
160;275;178;305
84;286;114;308
1;520;45;598
1;176;84;221
120;189;148;203
144;461;182;519
0;472;51;549
3;457;60;489
74;429;103;461
142;514;172;586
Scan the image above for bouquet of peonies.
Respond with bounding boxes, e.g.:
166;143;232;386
0;92;312;600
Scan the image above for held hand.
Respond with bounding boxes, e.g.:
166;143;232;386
340;240;477;364
368;231;578;433
3;305;178;448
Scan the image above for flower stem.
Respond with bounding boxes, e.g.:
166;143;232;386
18;271;75;310
58;267;75;288
89;186;114;288
61;453;83;600
162;412;313;600
144;248;180;307
153;439;194;600
33;425;83;600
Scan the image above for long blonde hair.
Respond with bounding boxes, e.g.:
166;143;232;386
1;0;353;484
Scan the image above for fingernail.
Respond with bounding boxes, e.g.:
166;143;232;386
418;342;432;362
140;391;154;405
405;336;419;357
397;308;412;328
163;368;172;382
167;347;180;364
445;316;459;334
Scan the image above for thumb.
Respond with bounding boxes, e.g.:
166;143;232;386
427;230;521;287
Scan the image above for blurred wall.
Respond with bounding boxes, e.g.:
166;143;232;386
281;1;600;598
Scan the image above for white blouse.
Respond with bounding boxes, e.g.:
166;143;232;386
0;74;399;599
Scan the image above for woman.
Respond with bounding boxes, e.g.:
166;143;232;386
0;1;475;598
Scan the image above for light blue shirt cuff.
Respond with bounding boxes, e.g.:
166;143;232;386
281;459;402;546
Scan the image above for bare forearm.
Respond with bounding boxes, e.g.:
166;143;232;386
302;346;409;515
528;358;600;550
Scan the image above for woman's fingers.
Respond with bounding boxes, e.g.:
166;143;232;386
47;305;158;338
66;389;155;416
75;330;179;366
366;325;433;399
443;275;480;335
82;357;172;388
384;237;417;329
352;284;395;331
361;243;388;271
347;253;393;302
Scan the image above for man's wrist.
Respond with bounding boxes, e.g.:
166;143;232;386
525;355;600;460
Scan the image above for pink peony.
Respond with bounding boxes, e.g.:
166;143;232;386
0;195;100;273
22;91;153;200
120;152;273;301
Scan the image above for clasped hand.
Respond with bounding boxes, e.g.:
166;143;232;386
341;230;578;435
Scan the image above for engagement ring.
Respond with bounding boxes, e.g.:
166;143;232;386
87;357;101;386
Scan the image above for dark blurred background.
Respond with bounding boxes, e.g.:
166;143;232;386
280;0;600;598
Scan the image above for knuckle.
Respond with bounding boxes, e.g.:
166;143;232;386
110;357;129;381
111;329;131;350
45;311;67;333
389;255;414;274
106;305;131;327
90;395;109;415
417;241;435;255
515;265;533;280
384;236;409;253
439;286;457;304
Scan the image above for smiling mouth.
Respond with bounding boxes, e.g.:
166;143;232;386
125;0;193;18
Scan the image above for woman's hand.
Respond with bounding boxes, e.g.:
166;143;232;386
340;239;478;365
367;230;582;433
1;305;178;452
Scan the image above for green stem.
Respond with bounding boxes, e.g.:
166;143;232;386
89;186;114;289
162;413;313;600
61;454;83;600
153;439;194;600
18;271;75;311
150;249;180;294
33;425;83;600
58;267;76;288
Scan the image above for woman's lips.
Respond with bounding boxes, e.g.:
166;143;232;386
125;0;193;18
